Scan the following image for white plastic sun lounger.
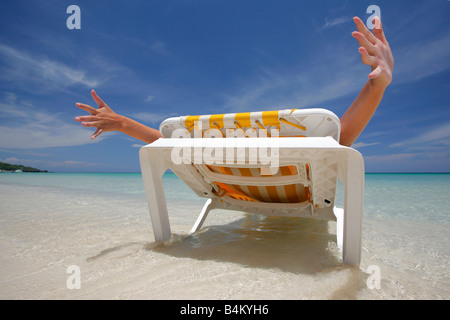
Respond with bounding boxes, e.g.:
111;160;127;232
139;108;364;265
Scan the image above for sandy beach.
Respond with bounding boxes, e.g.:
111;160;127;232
0;173;449;300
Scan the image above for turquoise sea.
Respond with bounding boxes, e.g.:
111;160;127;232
0;172;449;299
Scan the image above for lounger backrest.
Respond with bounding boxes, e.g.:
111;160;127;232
159;108;340;141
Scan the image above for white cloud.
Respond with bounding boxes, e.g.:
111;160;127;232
390;122;450;148
364;153;418;163
352;142;380;148
380;123;450;171
221;54;363;112
2;157;100;169
0;44;102;91
0;125;97;149
0;97;103;149
319;17;348;30
146;95;155;102
42;60;99;87
363;151;450;173
394;34;450;83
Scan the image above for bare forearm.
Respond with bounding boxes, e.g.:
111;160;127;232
340;16;394;147
340;81;386;147
118;115;163;144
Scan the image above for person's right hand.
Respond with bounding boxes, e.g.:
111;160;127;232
75;90;124;140
352;16;394;89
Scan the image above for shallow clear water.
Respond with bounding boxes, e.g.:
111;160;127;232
0;172;448;299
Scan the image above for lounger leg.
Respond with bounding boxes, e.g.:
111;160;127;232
340;151;364;265
333;207;344;251
190;198;218;234
139;148;171;242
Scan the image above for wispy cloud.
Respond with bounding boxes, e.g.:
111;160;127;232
319;16;348;30
382;123;450;172
0;44;102;91
390;122;450;149
365;153;418;163
364;151;450;172
0;95;104;149
146;95;155;102
221;52;363;112
2;157;100;169
394;33;450;83
363;152;420;172
352;142;380;149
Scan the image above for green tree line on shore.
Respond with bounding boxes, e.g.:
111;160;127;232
0;161;48;172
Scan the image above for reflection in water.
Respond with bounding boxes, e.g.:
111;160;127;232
148;214;358;274
144;214;367;299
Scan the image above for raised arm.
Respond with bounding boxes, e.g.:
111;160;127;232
75;90;162;144
339;16;394;147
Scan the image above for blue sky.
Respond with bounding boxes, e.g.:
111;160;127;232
0;0;449;173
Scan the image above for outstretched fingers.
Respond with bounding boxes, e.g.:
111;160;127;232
81;121;100;128
74;115;97;122
76;102;97;115
75;90;116;140
91;128;103;140
91;90;107;108
352;31;375;55
358;47;376;66
372;16;387;44
353;16;377;45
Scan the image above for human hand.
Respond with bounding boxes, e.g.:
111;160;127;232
75;90;124;140
352;16;394;89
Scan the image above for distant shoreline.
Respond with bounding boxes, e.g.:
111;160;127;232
0;161;48;173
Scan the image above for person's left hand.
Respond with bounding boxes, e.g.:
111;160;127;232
352;16;394;89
